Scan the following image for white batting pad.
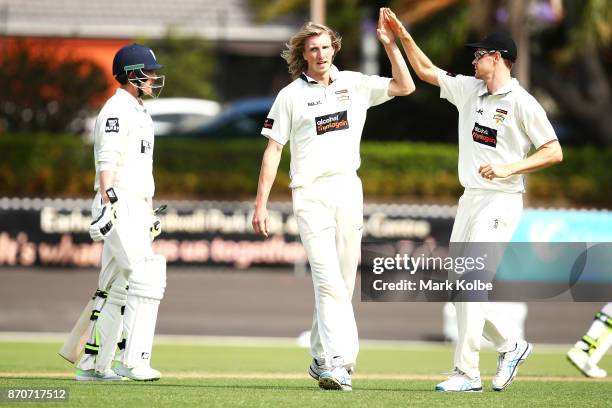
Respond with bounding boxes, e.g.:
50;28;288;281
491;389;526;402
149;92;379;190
122;255;166;368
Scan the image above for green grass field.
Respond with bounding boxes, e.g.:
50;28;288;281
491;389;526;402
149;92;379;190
0;338;610;407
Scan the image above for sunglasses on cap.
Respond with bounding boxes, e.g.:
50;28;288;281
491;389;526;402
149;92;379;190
473;49;505;61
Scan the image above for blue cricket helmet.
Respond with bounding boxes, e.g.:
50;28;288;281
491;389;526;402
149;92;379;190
112;43;163;78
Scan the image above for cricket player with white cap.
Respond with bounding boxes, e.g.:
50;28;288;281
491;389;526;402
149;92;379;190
568;303;612;378
252;11;415;391
74;43;167;381
384;8;563;392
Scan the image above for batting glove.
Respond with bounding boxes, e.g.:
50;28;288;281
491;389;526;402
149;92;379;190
150;215;162;239
149;204;166;240
89;202;116;242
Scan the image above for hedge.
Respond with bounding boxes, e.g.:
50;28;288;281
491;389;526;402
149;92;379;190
1;134;610;208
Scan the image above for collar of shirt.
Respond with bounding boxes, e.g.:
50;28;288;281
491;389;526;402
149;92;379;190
477;78;518;97
300;65;340;85
115;87;146;111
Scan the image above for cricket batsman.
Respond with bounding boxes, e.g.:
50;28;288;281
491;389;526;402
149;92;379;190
251;11;415;391
75;43;167;381
384;8;563;392
568;303;612;378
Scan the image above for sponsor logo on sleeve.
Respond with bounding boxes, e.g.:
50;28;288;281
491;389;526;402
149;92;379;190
105;118;119;133
446;72;457;77
472;122;497;147
141;140;152;155
263;118;274;129
315;110;349;135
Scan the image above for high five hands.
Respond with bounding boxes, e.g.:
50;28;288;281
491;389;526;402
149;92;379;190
381;7;408;40
376;8;396;45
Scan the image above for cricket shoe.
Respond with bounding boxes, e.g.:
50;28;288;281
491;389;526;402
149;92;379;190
567;347;607;378
492;340;533;391
435;368;482;392
112;361;161;381
308;358;353;381
318;367;352;391
75;368;124;381
308;358;325;381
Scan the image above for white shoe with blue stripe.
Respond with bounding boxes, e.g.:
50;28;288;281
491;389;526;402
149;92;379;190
318;366;352;391
492;340;533;391
435;368;482;392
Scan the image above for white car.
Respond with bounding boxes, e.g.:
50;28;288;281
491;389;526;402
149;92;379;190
83;97;221;141
143;97;221;136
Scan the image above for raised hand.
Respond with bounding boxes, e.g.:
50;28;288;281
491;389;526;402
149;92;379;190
376;8;395;45
383;7;408;38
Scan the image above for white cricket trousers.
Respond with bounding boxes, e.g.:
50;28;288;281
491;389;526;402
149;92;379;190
94;189;153;289
450;188;523;379
292;173;363;371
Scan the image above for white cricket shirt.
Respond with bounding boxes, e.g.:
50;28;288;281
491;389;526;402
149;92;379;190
437;69;557;193
261;66;393;188
93;88;155;198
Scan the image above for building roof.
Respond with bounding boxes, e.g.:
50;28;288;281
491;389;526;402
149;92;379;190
0;0;297;42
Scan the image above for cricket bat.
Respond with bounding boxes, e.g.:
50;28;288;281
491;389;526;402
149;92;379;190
58;297;94;364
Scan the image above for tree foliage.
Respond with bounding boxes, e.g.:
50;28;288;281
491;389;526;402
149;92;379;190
246;0;612;145
0;39;108;133
530;0;612;145
393;0;612;144
141;31;218;100
248;0;364;69
1;134;609;207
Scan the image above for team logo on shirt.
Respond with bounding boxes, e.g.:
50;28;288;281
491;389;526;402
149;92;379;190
494;108;508;124
141;140;152;155
105;118;119;133
335;89;350;102
263;118;274;129
315;110;349;135
472;122;497;148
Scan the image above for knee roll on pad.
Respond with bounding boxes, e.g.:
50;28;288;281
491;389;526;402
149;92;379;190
107;280;129;307
128;254;166;300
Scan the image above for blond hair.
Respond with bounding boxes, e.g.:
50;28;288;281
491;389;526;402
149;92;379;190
281;22;342;80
